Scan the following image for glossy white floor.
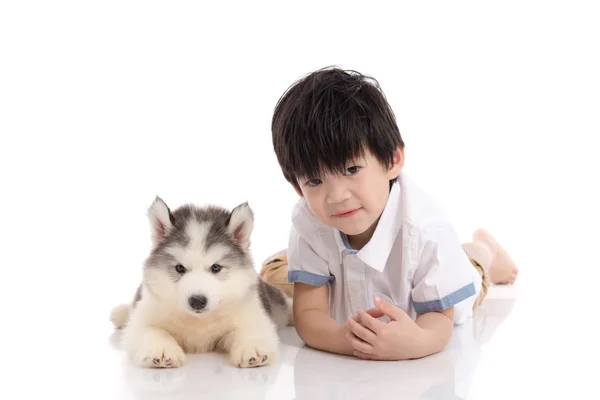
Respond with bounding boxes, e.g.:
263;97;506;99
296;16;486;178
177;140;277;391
13;274;590;400
105;286;522;400
102;279;598;399
3;246;598;400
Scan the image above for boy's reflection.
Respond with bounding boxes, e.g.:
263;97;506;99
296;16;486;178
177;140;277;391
290;299;516;400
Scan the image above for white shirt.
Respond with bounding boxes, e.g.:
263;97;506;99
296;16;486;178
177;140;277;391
285;171;481;325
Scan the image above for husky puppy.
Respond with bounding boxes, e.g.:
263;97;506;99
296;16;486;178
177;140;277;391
110;197;292;369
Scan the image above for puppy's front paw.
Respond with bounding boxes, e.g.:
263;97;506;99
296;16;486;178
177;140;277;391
229;339;277;368
133;338;186;368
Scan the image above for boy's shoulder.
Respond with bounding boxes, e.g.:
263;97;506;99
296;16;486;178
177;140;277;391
394;172;452;230
399;173;465;256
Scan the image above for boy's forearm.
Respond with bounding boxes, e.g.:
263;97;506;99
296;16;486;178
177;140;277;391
411;310;454;358
295;309;354;356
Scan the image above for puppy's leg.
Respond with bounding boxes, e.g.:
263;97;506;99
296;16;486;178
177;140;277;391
227;300;279;368
123;326;186;368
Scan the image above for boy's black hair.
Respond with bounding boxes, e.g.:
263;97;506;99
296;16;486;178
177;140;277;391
271;66;405;192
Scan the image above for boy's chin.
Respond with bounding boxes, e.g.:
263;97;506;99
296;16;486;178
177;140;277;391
334;222;372;237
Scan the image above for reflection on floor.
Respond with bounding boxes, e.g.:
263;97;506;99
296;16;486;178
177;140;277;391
109;286;520;400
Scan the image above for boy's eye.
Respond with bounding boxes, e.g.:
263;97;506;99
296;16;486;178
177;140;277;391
306;178;322;187
344;166;360;175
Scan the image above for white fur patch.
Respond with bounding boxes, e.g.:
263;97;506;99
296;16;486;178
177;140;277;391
122;289;280;368
177;269;221;312
185;220;211;253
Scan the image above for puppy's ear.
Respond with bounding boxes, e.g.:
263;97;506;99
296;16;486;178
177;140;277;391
227;202;254;250
147;196;174;246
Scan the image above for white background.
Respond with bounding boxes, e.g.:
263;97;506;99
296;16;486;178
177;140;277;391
1;1;599;398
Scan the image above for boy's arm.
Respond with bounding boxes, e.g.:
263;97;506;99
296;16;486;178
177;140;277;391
413;307;454;357
293;282;355;356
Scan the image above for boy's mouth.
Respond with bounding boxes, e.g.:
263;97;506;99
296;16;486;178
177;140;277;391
333;208;361;218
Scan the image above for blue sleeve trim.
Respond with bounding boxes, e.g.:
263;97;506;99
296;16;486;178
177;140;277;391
413;282;476;313
288;270;335;286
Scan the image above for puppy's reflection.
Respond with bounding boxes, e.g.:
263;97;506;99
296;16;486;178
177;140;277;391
112;330;290;400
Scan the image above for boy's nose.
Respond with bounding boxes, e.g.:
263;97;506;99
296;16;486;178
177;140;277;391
326;185;351;204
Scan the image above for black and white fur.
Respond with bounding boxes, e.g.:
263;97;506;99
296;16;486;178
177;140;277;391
110;197;292;368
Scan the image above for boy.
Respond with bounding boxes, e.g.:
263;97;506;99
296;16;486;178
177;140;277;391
260;67;518;361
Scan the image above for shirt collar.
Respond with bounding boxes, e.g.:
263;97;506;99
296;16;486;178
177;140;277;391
334;175;402;272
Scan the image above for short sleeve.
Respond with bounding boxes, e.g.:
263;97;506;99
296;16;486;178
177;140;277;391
411;222;478;313
287;225;335;286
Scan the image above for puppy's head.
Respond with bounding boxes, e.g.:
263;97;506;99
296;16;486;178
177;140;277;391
142;197;257;316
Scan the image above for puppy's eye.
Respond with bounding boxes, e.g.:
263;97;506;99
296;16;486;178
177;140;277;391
210;264;223;273
174;264;187;274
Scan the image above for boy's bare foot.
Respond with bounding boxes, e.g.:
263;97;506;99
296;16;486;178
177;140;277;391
472;229;519;284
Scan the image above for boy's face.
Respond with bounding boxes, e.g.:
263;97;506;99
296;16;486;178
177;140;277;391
294;148;404;241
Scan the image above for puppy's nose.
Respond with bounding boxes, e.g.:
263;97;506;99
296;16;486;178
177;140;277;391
188;295;207;311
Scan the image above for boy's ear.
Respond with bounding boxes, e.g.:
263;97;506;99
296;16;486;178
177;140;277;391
387;147;405;179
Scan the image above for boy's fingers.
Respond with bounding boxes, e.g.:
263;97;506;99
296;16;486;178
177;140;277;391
357;309;386;334
362;307;386;319
374;296;408;321
347;332;376;355
352;308;385;323
347;318;377;345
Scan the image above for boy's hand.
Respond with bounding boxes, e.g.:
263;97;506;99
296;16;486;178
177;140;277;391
337;308;386;355
346;296;425;361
